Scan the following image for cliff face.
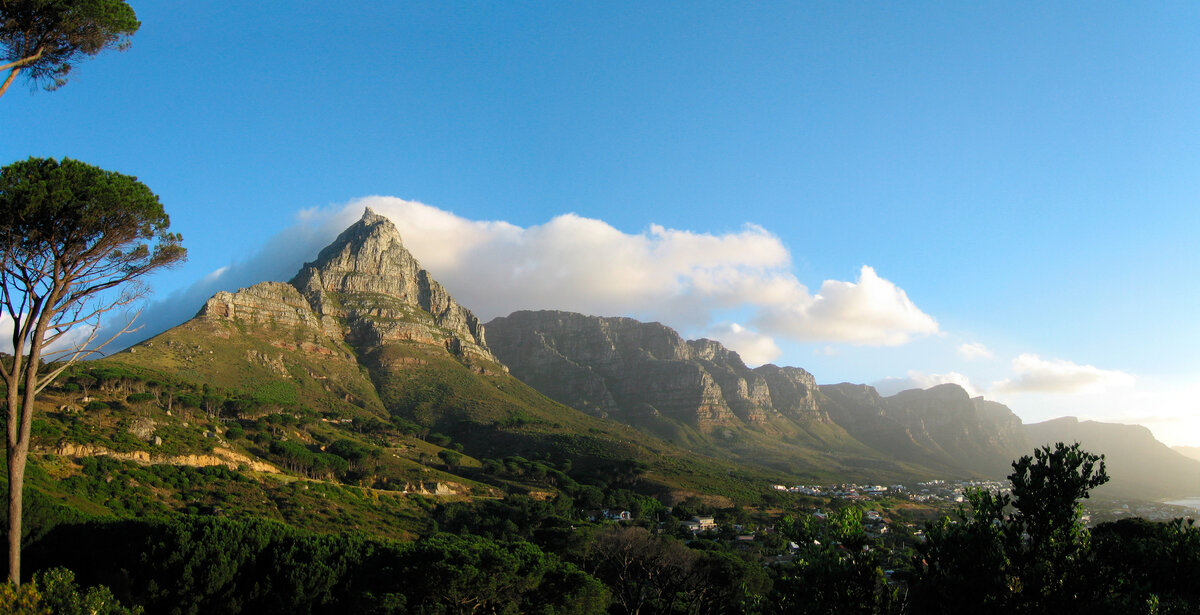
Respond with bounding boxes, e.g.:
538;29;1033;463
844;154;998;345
819;382;1030;477
197;208;498;367
485;310;1044;479
484;310;828;433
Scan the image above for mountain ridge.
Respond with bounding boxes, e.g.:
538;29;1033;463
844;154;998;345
107;210;1199;499
486;309;1199;498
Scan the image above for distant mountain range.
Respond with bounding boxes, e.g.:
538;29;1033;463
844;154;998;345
487;311;1200;499
107;209;1200;500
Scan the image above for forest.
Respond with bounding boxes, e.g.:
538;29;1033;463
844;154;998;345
2;434;1199;614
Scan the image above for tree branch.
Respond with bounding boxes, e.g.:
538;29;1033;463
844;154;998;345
0;45;46;73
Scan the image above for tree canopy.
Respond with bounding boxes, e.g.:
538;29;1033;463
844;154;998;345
0;0;140;98
0;156;184;583
911;442;1110;613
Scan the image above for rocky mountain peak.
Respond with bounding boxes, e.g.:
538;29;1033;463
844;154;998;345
286;208;496;362
291;207;417;298
192;208;498;367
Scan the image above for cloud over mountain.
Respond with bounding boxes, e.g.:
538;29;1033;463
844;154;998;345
991;353;1135;394
115;197;940;353
874;370;981;397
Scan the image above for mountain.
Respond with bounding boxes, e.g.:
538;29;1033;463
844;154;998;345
95;210;1197;502
1026;417;1200;500
289;208;496;365
485;311;829;429
818;383;1030;477
487;310;982;480
486;310;1192;496
108;208;785;502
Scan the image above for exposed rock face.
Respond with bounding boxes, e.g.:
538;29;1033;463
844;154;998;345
755;364;824;423
51;443;280;474
485;310;829;432
819;382;1030;477
290;208;494;363
198;281;340;339
196;208;499;366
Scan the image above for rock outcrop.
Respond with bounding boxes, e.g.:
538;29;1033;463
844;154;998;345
198;281;341;339
50;443;280;473
485;310;829;433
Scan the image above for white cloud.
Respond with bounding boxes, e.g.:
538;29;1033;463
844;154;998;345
202;266;230;284
957;342;993;360
109;196;941;351
990;353;1135;395
873;370;980;397
0;312;100;357
703;323;782;366
751;265;940;346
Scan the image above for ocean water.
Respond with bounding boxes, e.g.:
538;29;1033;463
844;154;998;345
1165;497;1200;512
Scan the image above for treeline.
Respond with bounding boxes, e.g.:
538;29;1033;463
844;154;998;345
24;516;606;615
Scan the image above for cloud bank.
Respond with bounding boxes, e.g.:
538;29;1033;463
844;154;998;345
990;353;1135;395
113;196;940;359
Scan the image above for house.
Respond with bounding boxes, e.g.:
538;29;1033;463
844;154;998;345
683;516;717;533
586;509;633;522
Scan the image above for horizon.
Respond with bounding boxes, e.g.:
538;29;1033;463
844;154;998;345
3;4;1198;446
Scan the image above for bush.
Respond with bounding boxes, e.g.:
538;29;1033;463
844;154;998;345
126;393;156;404
0;567;141;615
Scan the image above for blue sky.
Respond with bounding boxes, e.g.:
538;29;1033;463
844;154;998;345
4;3;1198;445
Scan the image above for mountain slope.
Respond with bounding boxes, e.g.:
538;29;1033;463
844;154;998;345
1026;417;1200;500
819;383;1030;478
1175;446;1200;462
107;209;791;501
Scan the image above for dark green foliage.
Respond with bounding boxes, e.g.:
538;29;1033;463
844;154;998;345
125;393;154;404
910;442;1110;614
24;516;606;615
0;0;140;96
327;439;371;464
0;566;141;614
389;533;607;615
1087;517;1200;614
28;567;142;615
583;526;768;615
771;506;898;614
437;450;462;468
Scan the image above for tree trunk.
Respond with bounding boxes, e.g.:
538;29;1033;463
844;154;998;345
6;379;32;585
6;444;25;584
